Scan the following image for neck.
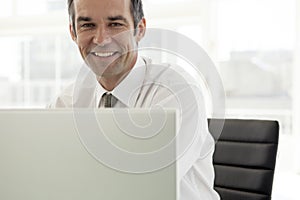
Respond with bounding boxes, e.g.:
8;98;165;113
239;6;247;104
97;55;138;91
98;72;129;91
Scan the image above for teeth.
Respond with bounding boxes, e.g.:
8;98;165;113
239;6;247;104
94;52;115;57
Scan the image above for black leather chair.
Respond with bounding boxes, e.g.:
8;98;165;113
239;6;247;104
208;119;279;200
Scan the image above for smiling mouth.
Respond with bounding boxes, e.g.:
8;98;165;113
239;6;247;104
91;51;118;58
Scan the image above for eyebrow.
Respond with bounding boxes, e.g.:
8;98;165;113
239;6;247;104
76;15;129;24
107;15;129;24
77;16;92;23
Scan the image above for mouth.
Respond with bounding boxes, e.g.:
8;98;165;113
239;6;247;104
91;51;119;58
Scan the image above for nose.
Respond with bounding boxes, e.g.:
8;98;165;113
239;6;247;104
93;26;112;46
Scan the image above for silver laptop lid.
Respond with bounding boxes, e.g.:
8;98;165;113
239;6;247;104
0;109;178;200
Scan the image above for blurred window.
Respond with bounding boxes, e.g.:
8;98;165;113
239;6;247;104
16;0;66;16
217;0;295;99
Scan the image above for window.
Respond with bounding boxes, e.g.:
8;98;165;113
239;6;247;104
217;0;295;98
16;0;66;16
0;0;13;17
215;0;295;136
0;34;80;108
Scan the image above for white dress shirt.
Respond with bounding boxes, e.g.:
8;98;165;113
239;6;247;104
49;56;220;200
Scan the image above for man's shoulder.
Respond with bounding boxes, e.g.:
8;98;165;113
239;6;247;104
143;57;202;87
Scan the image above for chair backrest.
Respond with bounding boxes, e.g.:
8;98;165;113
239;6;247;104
208;119;279;200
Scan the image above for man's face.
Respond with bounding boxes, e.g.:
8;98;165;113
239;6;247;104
70;0;145;81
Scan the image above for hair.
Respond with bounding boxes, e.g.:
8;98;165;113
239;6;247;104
67;0;144;36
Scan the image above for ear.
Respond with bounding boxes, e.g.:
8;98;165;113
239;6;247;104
135;18;146;42
69;23;77;42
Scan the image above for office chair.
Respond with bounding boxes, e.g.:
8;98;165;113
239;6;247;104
208;119;279;200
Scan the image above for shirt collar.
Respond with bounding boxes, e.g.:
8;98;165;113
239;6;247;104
96;56;147;107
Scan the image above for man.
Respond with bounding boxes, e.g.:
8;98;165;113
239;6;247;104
50;0;220;199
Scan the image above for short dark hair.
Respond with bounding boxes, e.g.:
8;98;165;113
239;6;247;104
67;0;144;36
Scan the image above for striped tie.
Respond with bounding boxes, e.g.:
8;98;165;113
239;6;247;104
99;92;117;108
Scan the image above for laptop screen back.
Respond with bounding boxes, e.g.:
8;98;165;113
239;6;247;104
0;109;177;200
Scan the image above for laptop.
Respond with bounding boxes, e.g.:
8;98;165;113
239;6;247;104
0;109;178;200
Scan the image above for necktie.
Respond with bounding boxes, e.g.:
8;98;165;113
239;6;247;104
99;92;117;108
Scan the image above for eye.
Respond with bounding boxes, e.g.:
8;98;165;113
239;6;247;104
81;23;95;28
109;22;124;27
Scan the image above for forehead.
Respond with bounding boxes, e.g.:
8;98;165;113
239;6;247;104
73;0;132;18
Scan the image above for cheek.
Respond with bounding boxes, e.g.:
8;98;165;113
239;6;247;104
76;34;93;49
122;39;137;56
114;31;135;46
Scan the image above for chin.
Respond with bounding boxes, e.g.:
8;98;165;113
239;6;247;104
91;66;124;78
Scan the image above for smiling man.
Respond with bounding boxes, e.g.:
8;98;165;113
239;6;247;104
49;0;220;199
69;0;145;91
